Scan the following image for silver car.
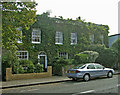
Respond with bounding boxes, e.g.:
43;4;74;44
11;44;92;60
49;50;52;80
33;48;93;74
67;63;114;81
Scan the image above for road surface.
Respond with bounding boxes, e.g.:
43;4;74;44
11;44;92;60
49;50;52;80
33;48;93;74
2;75;119;94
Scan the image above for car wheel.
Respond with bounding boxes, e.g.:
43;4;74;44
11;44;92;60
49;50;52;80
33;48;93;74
83;74;90;81
107;71;113;78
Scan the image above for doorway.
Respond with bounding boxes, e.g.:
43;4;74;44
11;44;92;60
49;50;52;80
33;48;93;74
38;51;47;72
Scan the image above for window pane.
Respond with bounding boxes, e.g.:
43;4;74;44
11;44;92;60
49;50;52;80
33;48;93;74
32;29;41;43
59;52;68;59
95;65;103;69
71;33;77;44
56;31;63;44
16;51;28;60
87;65;95;69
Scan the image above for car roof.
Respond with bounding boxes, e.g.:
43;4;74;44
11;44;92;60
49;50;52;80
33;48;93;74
85;63;100;65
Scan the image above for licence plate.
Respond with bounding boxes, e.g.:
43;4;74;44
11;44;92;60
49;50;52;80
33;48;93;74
70;71;75;73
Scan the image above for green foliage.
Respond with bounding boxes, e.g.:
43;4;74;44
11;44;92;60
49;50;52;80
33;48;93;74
80;51;99;63
111;39;120;51
55;58;69;66
2;2;37;54
35;64;44;73
19;65;24;74
12;61;20;74
73;54;89;64
19;12;109;66
27;62;35;73
111;39;120;68
2;50;19;68
53;63;63;75
86;44;118;68
19;60;35;73
67;59;74;65
2;2;37;75
19;60;32;66
96;48;117;68
73;51;99;65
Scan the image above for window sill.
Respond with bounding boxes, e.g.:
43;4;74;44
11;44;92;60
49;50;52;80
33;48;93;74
71;43;77;45
32;42;41;44
55;43;63;45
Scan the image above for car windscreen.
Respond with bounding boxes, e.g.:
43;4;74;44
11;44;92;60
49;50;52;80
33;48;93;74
74;64;86;69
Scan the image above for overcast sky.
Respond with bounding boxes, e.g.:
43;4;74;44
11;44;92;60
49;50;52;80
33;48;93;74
35;0;119;36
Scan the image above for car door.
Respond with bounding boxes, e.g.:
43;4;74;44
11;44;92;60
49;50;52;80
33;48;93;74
86;64;96;77
94;64;106;76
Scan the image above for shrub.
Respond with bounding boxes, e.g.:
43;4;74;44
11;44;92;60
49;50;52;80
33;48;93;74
35;64;44;73
19;60;35;73
27;63;35;73
19;65;24;74
19;60;32;66
96;48;118;68
12;61;19;74
80;51;99;63
73;54;89;65
52;57;69;75
67;59;74;65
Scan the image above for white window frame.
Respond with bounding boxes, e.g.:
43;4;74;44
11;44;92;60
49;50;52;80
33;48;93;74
59;52;68;59
32;28;41;44
89;34;94;43
16;51;28;60
16;27;22;43
55;31;63;45
71;32;77;45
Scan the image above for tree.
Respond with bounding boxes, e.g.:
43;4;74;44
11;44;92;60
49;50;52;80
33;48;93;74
111;39;120;69
86;44;118;68
2;2;37;52
111;39;120;52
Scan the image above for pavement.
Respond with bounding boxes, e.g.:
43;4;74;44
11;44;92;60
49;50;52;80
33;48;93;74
1;76;71;89
1;70;120;89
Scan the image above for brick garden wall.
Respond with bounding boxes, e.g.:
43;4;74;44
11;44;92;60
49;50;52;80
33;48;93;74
6;66;52;81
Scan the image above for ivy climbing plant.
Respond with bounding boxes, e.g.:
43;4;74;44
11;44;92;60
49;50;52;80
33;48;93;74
18;12;109;65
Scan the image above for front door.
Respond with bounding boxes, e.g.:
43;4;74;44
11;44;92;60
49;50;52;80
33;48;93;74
38;52;47;72
40;56;45;71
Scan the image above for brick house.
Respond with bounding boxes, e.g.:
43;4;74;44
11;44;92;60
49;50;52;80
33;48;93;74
16;13;109;71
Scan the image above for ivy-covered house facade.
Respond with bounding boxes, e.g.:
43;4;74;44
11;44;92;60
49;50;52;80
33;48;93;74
16;13;109;70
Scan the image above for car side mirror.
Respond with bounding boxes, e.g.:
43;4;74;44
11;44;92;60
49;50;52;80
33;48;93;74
103;67;105;69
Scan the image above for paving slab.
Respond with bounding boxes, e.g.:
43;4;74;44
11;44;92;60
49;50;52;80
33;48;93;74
1;76;70;89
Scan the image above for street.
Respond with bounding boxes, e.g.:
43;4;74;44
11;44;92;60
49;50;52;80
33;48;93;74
2;75;119;94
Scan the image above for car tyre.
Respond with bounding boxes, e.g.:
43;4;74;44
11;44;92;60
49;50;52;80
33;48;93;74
107;71;113;78
83;74;90;82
